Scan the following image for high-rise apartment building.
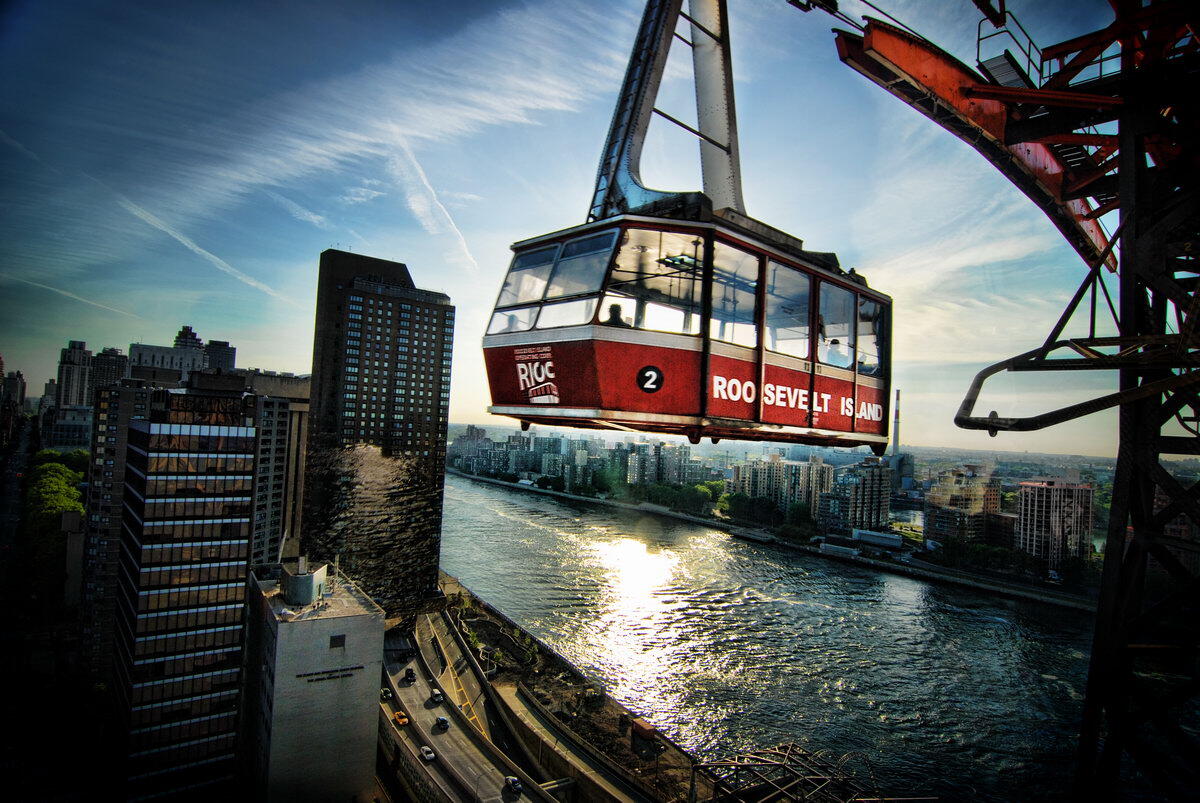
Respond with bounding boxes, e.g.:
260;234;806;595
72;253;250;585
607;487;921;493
93;346;130;390
129;343;207;379
240;370;310;569
56;339;92;408
1015;479;1094;569
731;454;833;515
114;375;258;798
817;458;892;534
924;464;1001;542
303;249;453;620
3;369;26;407
40;378;56;410
0;369;25;450
204;340;236;372
84;370;307;681
83;378;159;679
626;442;655;485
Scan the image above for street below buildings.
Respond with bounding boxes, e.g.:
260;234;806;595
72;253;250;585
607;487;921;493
383;626;537;802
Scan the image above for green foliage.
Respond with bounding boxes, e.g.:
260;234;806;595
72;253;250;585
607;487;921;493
465;629;482;650
1057;554;1102;589
724;493;783;525
17;457;85;617
922;537;1044;576
591;467;615;494
775;522;815;541
535;475;566;492
1092;480;1113;533
633;482;712;515
31;448;89;474
786;501;812;525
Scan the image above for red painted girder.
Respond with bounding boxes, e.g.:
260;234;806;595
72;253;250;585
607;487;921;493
1029;133;1118;147
836;19;1116;271
964;84;1122;110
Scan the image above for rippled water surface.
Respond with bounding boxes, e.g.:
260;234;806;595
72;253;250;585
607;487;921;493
440;475;1095;801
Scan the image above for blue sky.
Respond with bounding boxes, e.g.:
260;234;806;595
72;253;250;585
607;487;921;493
0;0;1120;454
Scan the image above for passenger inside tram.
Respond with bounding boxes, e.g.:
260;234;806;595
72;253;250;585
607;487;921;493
603;302;632;327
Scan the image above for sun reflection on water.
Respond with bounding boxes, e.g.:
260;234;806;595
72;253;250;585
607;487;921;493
589;537;683;697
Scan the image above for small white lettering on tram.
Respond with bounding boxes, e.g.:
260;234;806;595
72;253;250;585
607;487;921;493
712;375;883;421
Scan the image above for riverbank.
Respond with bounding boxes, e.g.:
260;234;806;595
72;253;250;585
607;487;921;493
439;572;704;802
447;469;1097;613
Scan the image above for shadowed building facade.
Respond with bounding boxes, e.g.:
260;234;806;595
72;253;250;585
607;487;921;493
302;249;453;622
114;376;258;797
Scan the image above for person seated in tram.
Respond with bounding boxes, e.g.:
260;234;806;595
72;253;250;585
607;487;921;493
820;338;852;369
498;313;520;333
603;302;632;328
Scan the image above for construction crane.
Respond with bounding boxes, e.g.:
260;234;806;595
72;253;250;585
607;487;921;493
789;0;1198;797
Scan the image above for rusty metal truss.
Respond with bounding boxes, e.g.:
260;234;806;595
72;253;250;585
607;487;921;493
687;742;911;802
794;0;1200;796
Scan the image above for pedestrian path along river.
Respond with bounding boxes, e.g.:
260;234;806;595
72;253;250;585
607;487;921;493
440;474;1094;801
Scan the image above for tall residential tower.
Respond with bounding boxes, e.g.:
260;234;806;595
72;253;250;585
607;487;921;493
302;249;453;620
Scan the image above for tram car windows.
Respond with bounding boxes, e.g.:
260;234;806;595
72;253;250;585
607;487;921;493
710;242;759;348
818;282;856;369
764;261;811;360
857;297;887;377
603;228;704;334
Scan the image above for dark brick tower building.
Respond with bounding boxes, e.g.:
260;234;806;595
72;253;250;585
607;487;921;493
302;249;453;620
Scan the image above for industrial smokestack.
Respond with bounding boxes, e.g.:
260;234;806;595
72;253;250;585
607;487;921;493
892;389;901;456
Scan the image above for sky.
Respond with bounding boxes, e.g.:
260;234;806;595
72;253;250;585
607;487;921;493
0;0;1122;455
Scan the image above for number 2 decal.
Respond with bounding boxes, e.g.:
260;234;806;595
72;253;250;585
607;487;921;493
637;365;663;393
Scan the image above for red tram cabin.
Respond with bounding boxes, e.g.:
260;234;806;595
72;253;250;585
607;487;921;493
483;211;891;453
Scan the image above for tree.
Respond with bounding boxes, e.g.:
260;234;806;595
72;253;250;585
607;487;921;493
591;467;614;494
535;475;565;492
786;501;812;525
31;448;89;474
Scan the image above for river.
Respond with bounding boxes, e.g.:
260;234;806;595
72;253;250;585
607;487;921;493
439;474;1095;801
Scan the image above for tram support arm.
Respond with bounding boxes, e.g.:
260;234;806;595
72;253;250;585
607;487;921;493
955;348;1200;434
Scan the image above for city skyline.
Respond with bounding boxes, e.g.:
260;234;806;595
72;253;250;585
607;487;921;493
1;0;1120;454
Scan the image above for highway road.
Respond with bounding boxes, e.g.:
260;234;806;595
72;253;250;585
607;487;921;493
384;630;524;802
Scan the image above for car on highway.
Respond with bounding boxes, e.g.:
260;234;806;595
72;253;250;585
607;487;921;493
393;710;409;727
430;688;444;704
434;716;449;731
420;745;436;762
380;687;393;701
504;776;523;795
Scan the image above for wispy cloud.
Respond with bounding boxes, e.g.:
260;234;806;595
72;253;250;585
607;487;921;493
263;190;330;229
1;128;295;305
849;111;1080;365
339;185;386;205
0;271;140;318
111;191;296;305
69;0;628;247
440;190;484;207
387;140;479;273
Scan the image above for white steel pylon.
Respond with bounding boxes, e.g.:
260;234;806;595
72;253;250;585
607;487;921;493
587;0;745;221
